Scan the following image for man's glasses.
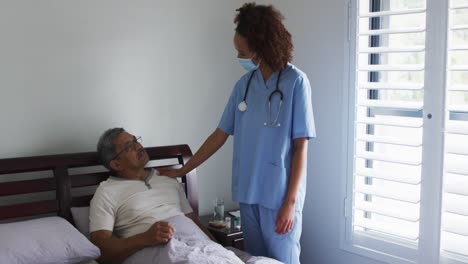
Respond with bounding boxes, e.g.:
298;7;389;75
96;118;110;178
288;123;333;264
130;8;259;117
112;136;142;160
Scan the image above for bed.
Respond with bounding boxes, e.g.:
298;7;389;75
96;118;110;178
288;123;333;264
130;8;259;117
0;144;281;264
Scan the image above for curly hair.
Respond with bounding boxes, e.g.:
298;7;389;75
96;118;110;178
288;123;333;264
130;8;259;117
234;3;293;72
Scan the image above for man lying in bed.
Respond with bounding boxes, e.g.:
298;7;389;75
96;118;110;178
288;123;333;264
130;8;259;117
90;128;244;264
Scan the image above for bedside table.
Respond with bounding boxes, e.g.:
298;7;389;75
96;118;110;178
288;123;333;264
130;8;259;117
199;213;244;250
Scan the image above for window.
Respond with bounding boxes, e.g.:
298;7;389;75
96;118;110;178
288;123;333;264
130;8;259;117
440;0;468;262
343;0;468;263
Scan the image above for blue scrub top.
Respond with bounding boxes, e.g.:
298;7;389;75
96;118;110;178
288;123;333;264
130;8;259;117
218;63;316;211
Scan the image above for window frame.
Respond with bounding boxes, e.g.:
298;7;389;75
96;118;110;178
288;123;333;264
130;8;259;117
341;0;454;264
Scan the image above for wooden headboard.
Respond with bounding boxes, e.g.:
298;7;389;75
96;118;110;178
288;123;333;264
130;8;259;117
0;144;198;224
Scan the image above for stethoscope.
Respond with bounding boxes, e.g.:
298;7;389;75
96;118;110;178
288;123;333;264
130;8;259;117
238;69;283;127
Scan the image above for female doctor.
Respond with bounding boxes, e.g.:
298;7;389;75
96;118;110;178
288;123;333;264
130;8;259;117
159;3;315;264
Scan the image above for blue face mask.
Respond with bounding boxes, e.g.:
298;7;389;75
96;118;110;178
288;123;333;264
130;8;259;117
238;57;259;71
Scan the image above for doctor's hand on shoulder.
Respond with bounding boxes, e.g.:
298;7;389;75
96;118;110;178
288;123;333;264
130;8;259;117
275;200;295;235
156;129;229;179
156;167;185;178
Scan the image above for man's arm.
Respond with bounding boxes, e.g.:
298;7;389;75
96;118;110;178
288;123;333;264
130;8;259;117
185;212;217;242
90;221;174;264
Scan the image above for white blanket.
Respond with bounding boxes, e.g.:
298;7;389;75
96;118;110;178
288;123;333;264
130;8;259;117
121;215;282;264
122;214;242;264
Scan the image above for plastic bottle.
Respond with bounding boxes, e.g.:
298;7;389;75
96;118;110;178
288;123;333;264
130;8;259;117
225;216;231;229
234;216;241;230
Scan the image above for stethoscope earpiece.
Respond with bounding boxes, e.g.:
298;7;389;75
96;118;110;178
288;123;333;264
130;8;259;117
264;122;281;127
240;69;283;128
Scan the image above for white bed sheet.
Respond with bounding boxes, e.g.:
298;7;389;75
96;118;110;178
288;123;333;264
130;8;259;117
83;214;283;264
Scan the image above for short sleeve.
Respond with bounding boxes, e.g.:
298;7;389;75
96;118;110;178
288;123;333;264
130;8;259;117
177;183;193;214
292;75;316;139
218;87;237;135
89;187;115;233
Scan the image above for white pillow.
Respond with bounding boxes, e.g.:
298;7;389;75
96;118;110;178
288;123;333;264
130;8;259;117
0;216;100;264
71;206;90;237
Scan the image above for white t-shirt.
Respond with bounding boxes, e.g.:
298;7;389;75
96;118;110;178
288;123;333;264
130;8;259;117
89;169;193;238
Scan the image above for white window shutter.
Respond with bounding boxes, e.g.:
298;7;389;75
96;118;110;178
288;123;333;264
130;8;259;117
346;0;468;263
349;0;427;261
440;1;468;262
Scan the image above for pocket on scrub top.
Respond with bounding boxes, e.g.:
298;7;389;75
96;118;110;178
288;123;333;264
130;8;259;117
261;162;287;209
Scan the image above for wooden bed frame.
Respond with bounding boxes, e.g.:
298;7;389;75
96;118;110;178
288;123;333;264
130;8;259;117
0;144;198;224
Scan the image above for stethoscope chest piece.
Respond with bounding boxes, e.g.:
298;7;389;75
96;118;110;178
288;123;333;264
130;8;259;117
238;101;247;112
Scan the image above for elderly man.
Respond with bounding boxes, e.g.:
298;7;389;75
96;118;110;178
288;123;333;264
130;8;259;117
89;128;218;264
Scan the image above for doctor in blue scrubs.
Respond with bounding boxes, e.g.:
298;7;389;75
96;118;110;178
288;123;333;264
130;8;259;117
159;3;315;264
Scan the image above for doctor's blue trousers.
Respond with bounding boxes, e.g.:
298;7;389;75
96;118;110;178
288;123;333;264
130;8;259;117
240;203;302;264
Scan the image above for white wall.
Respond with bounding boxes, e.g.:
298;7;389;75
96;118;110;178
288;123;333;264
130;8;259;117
0;0;386;263
0;0;242;214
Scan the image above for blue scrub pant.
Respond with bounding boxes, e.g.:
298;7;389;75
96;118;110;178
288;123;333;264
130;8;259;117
240;203;302;264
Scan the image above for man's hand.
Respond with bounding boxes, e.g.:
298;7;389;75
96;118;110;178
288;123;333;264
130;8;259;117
156;168;185;178
275;201;295;235
142;221;175;246
90;222;175;263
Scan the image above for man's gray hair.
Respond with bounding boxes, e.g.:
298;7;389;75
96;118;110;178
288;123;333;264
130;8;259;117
97;128;125;171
